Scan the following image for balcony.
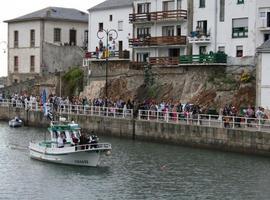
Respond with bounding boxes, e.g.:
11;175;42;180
188;31;211;44
149;57;179;65
129;10;187;24
179;53;227;64
129;36;186;47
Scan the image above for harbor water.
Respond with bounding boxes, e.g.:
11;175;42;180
1;122;270;200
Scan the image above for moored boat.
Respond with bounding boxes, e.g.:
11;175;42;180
29;121;112;167
9;117;23;128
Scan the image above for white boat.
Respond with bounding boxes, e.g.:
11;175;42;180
9;117;23;128
29;121;112;167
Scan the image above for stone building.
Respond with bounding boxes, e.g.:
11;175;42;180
5;7;88;85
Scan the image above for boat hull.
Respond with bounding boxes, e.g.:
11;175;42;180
29;143;110;167
9;120;23;128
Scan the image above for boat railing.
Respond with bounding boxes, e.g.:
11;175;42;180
74;143;112;151
137;110;270;132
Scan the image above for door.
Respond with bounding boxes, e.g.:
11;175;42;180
169;49;180;57
267;12;270;27
69;29;77;45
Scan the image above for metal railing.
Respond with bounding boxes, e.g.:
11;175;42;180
1;99;270;132
138;110;270;132
179;53;227;64
149;57;179;65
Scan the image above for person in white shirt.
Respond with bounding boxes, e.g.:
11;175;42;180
57;133;65;148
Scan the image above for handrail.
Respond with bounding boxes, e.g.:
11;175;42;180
137;110;270;132
129;36;186;46
1;99;269;132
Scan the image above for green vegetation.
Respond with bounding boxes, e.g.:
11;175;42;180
62;67;84;96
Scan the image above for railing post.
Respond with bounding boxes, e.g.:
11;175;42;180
208;115;211;127
220;116;223;128
197;114;200;125
157;111;159;122
77;105;79;115
258;117;261;131
186;113;189;125
147;110;150;121
176;112;179;124
122;109;125;118
106;107;109;117
166;111;169;123
245;117;248;129
114;108;116;118
138;110;141;120
98;107;101;116
232;116;235;129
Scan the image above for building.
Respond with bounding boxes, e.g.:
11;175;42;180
88;0;133;59
189;0;270;58
256;40;270;109
130;0;189;65
5;7;88;85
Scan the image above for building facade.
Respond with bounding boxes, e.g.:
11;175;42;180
190;0;270;58
5;7;88;85
88;0;133;58
130;0;189;64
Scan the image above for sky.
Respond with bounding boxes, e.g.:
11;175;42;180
0;0;105;77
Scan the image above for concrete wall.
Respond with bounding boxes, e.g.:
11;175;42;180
1;106;270;156
42;42;84;74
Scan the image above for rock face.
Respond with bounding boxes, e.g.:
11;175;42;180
82;61;256;109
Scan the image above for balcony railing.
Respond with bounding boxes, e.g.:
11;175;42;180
129;36;186;47
179;53;227;64
149;57;179;65
129;9;187;23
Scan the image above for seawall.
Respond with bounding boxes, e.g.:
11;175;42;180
1;106;270;156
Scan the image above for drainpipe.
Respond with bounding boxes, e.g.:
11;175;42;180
187;0;194;55
214;0;218;52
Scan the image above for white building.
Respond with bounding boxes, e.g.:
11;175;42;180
190;0;270;58
5;7;88;84
256;40;270;109
88;0;133;59
130;0;188;64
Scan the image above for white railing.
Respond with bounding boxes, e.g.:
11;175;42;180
59;104;133;119
0;99;133;120
138;110;270;132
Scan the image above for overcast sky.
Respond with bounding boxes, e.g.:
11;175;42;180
0;0;105;77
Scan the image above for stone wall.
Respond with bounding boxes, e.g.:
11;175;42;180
1;106;270;157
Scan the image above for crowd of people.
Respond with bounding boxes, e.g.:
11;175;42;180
1;92;269;127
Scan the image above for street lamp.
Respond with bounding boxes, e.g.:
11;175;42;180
97;29;118;99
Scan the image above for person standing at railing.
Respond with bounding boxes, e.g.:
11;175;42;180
245;105;254;127
95;46;99;59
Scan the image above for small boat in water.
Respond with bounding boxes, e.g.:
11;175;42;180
29;120;112;167
9;117;23;128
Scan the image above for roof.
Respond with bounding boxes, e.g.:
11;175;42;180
257;39;270;53
4;7;88;23
88;0;134;12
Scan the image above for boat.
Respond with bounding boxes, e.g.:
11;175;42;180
9;117;23;127
29;120;112;167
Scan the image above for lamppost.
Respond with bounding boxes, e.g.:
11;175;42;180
97;29;118;99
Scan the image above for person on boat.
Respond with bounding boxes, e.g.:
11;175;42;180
71;133;79;145
79;133;89;145
57;133;65;148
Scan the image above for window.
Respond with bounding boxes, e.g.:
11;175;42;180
137;27;151;38
197;20;208;35
30;29;35;47
236;46;243;57
199;0;205;8
137;3;150;14
30;56;35;72
109;15;113;21
84;30;88;45
54;28;61;42
137;53;149;62
237;0;244;4
264;34;270;42
14;56;18;72
99;23;103;31
232;18;248;38
177;0;182;9
14;31;18;48
163;1;174;11
118;21;123;31
199;46;207;55
218;46;225;53
220;0;225;22
162;26;174;36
